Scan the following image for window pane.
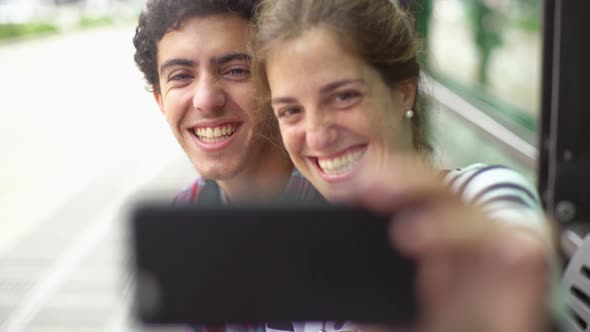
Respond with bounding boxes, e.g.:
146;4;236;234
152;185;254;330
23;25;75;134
422;0;543;136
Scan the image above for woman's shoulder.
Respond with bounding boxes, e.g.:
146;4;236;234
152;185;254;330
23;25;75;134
442;163;546;230
442;163;537;200
282;169;325;202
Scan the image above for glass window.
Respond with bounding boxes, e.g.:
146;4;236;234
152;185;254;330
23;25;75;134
420;0;543;137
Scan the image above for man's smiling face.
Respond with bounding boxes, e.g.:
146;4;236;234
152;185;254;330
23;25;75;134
154;14;268;180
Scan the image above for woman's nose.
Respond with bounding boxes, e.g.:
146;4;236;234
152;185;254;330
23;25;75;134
306;113;338;150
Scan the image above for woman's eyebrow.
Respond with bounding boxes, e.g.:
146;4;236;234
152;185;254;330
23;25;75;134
271;96;298;105
271;79;366;105
319;79;365;95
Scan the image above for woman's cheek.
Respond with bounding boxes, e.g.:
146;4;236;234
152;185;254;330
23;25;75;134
279;125;298;150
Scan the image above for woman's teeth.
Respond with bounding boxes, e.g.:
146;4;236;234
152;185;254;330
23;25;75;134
317;148;365;175
194;124;237;143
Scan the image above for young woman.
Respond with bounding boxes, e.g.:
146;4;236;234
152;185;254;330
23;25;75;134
253;0;557;331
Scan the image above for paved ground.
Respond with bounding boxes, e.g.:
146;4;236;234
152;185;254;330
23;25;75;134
0;24;194;331
0;24;199;251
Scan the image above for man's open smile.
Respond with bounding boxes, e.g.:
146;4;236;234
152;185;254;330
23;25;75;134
193;123;239;143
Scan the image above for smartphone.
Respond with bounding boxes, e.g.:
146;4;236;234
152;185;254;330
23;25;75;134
130;203;417;326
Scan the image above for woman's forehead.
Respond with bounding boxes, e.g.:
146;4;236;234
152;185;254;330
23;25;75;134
265;29;385;95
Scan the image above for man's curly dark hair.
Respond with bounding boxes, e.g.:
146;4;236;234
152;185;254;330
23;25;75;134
133;0;259;92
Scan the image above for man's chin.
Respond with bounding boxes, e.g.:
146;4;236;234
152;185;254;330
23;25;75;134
192;161;244;181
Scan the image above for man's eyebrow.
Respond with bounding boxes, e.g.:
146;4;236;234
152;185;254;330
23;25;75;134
319;79;365;95
160;58;196;75
212;52;251;65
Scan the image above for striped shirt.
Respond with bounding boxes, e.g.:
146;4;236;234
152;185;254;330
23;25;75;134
443;163;546;233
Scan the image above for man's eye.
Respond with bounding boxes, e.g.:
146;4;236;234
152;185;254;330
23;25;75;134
169;73;193;81
225;67;251;78
230;68;248;75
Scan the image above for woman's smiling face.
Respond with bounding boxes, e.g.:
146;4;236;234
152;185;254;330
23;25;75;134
266;28;416;200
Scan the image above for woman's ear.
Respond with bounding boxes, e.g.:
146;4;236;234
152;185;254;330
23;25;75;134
395;78;417;110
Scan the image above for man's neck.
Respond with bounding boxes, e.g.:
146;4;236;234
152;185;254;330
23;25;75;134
216;144;293;204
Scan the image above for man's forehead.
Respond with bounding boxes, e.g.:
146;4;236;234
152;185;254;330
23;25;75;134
156;14;251;67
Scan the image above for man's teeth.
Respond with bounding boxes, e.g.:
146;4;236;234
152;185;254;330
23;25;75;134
194;125;237;142
317;149;364;175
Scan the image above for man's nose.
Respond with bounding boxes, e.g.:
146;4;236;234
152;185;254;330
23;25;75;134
193;75;226;113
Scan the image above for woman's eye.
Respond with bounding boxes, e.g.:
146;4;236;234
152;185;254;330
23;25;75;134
334;90;361;103
276;107;301;119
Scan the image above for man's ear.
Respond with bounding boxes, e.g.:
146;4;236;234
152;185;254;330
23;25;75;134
395;78;417;110
153;87;166;115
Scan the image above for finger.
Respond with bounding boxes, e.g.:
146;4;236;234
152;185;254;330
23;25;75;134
415;253;454;320
480;229;551;332
405;217;551;332
389;202;489;256
433;228;549;332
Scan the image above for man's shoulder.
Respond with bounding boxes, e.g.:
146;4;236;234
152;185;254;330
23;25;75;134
172;177;207;205
171;170;324;205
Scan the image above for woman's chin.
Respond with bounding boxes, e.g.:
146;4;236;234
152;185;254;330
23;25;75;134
312;170;365;203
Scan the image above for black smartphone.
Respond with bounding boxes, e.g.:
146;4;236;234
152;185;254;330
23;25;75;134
130;203;417;326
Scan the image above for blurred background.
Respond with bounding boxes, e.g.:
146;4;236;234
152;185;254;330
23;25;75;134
0;0;543;331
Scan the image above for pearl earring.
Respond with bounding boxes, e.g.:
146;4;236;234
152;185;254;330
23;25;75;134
404;109;414;119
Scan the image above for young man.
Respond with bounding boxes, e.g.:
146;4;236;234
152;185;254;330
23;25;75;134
133;3;320;331
133;0;320;204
